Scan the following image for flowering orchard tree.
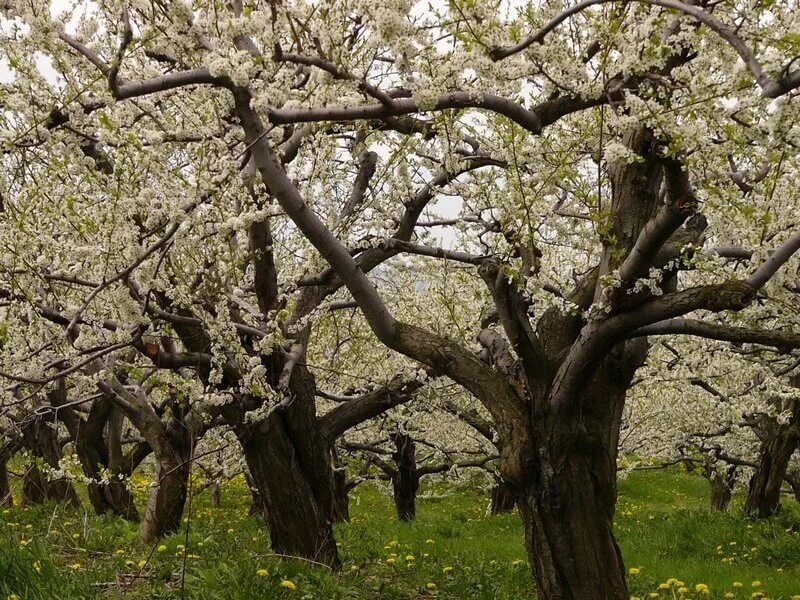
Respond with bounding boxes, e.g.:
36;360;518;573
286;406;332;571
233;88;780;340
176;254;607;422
622;337;800;514
2;0;800;598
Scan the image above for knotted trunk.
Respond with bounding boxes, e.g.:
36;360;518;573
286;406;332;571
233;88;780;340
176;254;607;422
76;399;139;521
139;455;189;542
706;464;736;511
20;411;80;507
237;364;339;567
511;339;646;600
137;405;199;542
240;423;339;567
490;479;516;515
391;433;419;521
745;433;798;517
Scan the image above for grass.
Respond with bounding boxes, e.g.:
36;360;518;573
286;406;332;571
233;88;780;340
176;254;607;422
0;468;798;599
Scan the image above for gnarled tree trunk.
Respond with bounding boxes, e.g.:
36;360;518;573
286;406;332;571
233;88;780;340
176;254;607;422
704;463;736;511
237;364;340;568
390;432;419;521
512;339;644;600
745;397;799;518
75;399;139;521
20;408;80;507
490;478;516;515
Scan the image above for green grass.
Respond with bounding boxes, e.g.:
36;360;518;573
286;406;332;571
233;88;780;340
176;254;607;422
1;468;799;599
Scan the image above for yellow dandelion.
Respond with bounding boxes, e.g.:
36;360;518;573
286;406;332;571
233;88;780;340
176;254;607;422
751;581;762;587
257;568;268;577
629;567;641;575
405;555;415;561
157;545;167;553
280;579;296;590
695;583;709;595
7;595;21;600
33;560;41;573
426;583;437;590
734;583;744;588
137;560;146;569
443;566;454;574
69;563;82;570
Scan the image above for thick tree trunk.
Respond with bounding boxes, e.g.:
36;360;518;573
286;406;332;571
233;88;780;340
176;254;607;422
236;361;340;567
20;411;80;507
390;433;419;521
137;404;199;542
139;456;189;542
708;466;736;512
745;433;798;517
513;339;646;600
75;399;139;521
332;468;350;523
490;478;516;515
240;423;340;567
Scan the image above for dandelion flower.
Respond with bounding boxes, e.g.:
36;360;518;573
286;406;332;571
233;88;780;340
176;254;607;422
426;583;437;590
443;566;454;574
751;581;762;587
257;568;268;577
157;545;167;553
695;583;709;594
280;579;296;590
629;567;641;575
734;583;743;588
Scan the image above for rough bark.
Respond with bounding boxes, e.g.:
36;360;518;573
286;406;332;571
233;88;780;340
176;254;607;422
240;423;339;566
705;463;736;511
390;433;419;521
745;393;800;518
236;364;340;567
75;398;139;520
20;408;80;507
139;454;189;542
745;425;798;517
490;478;516;515
786;469;800;503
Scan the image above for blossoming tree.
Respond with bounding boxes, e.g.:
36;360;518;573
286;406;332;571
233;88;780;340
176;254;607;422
1;0;800;598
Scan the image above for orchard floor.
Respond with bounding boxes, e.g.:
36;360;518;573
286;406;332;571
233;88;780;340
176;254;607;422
1;469;799;599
